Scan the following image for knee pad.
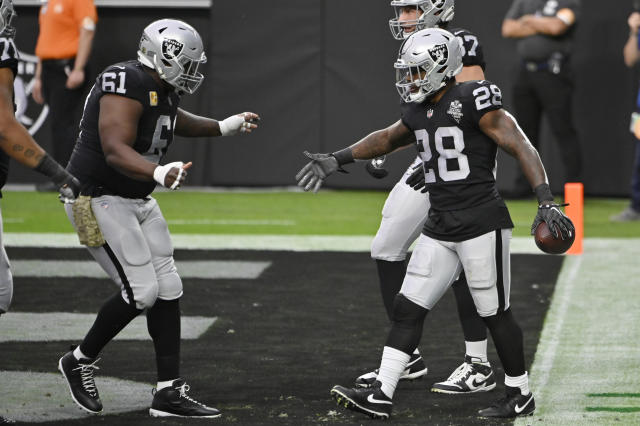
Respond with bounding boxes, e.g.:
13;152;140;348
130;282;159;310
154;256;183;300
391;294;429;328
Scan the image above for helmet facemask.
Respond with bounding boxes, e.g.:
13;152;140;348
389;0;455;40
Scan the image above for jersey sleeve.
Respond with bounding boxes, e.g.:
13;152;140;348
98;64;149;105
0;38;18;77
451;28;486;70
73;0;98;27
462;80;503;126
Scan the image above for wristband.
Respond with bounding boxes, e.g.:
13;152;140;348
331;148;355;166
219;115;245;136
534;183;554;205
34;154;68;186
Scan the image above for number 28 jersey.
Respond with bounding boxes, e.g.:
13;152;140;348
400;80;514;242
67;60;180;199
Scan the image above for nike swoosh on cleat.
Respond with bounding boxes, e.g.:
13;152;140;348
367;394;392;405
471;372;492;387
514;395;534;414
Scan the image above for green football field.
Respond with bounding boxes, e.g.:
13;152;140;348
1;189;639;424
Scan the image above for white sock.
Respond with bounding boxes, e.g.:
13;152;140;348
465;340;488;363
156;379;177;391
377;346;411;399
505;372;530;395
73;346;89;361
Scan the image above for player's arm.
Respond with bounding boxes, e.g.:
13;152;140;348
295;120;414;192
502;18;537;38
518;8;576;37
479;108;574;238
624;12;640;67
0;68;79;199
174;108;260;137
99;94;189;188
456;66;485;82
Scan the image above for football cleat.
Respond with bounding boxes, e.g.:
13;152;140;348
0;416;15;424
58;349;103;414
331;381;392;420
149;379;221;418
478;385;535;418
431;355;496;394
355;353;428;388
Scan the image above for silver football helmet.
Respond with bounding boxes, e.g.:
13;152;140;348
389;0;455;40
394;28;462;103
137;19;207;94
0;0;16;38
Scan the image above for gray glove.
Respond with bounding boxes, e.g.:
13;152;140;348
295;151;339;193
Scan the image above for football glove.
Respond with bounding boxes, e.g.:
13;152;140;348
406;163;427;193
219;112;260;136
154;161;187;190
295;151;340;193
58;175;80;204
365;156;389;179
531;203;575;239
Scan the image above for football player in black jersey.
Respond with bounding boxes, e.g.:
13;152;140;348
0;0;79;318
57;19;259;419
359;0;498;396
296;28;574;419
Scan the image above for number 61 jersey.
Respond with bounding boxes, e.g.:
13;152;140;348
67;60;180;199
400;80;514;242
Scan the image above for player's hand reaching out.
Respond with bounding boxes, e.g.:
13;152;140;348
154;161;192;190
219;112;261;136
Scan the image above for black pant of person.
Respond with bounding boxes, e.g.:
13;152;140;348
512;66;582;195
41;58;87;167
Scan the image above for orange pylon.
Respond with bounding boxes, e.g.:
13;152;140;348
565;182;583;255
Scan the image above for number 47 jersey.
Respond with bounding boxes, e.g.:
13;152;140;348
400;80;514;242
67;60;180;199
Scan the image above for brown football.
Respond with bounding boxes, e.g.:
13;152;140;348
534;222;575;254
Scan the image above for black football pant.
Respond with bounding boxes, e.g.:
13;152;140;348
41;58;88;167
512;67;582;192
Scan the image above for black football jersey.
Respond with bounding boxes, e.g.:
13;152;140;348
67;60;180;199
449;27;486;71
400;80;513;242
0;36;18;195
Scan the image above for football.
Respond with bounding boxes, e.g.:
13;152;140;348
534;222;575;254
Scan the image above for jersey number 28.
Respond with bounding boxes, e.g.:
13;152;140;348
415;127;470;183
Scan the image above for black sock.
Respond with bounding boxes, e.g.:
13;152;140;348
452;273;487;342
483;309;525;376
147;298;181;381
80;293;142;358
376;259;407;321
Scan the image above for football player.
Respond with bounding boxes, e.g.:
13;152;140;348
0;0;79;319
296;28;574;419
58;19;259;418
359;0;496;395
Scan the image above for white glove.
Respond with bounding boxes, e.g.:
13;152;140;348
153;161;184;190
219;114;252;136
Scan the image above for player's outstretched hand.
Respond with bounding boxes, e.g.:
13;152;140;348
530;203;574;239
154;161;192;190
295;151;339;193
406;163;427;193
58;175;81;204
219;112;261;136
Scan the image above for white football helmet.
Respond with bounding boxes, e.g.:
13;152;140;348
137;19;207;94
0;0;16;38
389;0;455;40
394;28;462;103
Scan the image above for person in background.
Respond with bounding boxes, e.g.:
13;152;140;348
32;0;97;189
611;9;640;221
502;0;582;198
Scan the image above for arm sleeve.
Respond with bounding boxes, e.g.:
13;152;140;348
504;0;524;20
73;0;98;27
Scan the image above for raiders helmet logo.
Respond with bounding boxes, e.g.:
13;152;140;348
162;39;184;60
14;48;49;136
429;44;448;64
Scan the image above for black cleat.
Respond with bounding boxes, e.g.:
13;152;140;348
149;379;221;418
58;350;103;414
331;381;392;420
478;385;535;418
355;353;428;388
431;355;496;394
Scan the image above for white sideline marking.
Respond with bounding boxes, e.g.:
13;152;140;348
0;312;216;342
4;232;544;254
9;260;271;279
0;371;151;423
167;219;295;226
528;255;583;397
